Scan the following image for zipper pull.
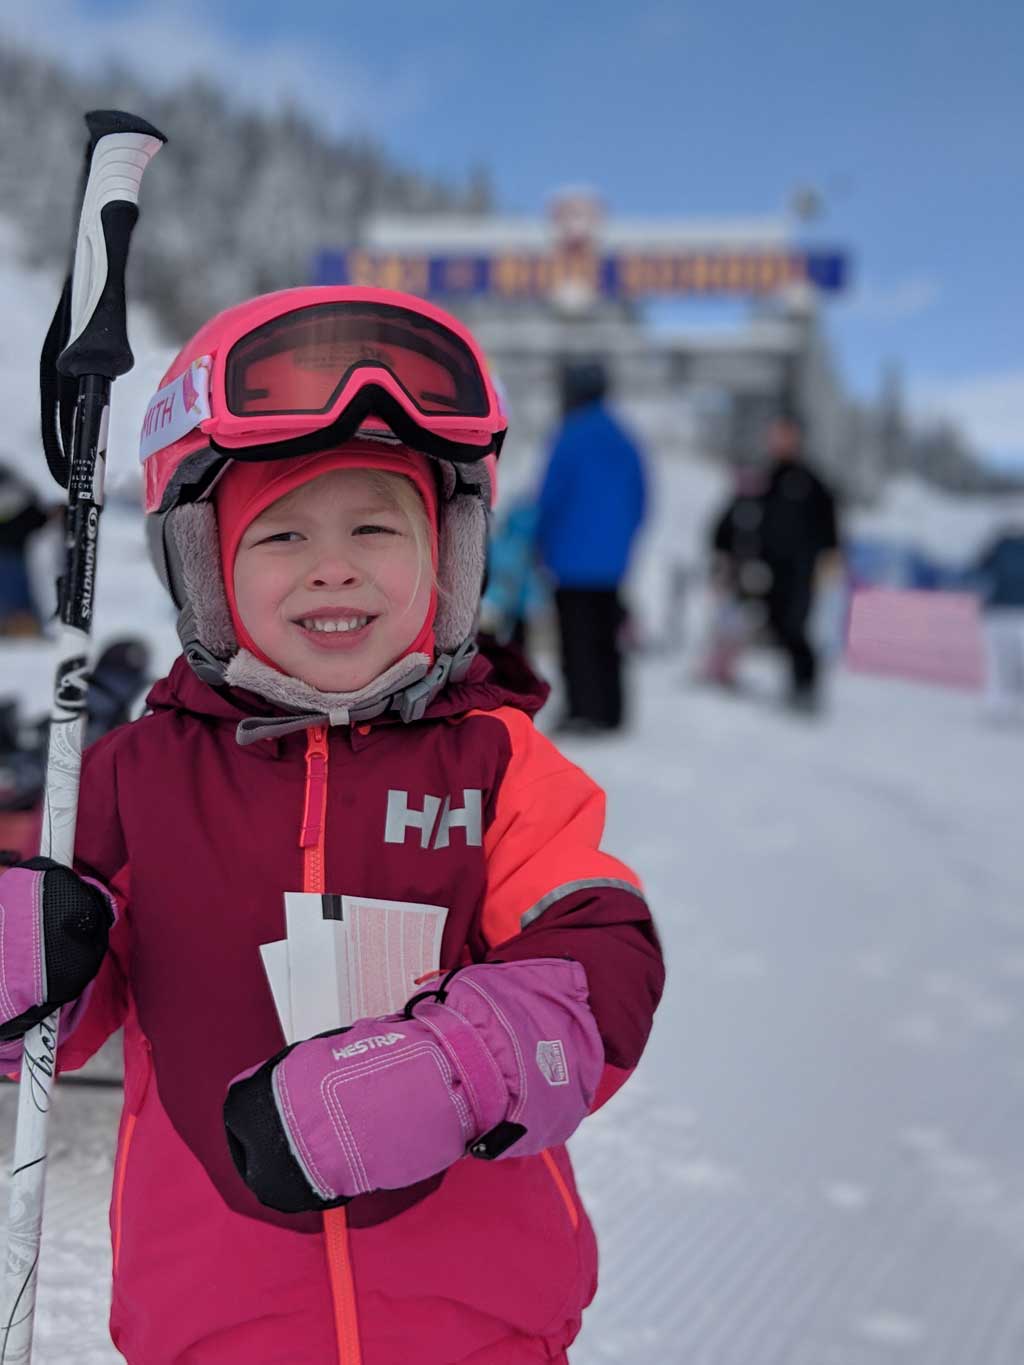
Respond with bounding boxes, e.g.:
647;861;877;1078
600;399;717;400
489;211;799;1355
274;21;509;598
299;725;329;849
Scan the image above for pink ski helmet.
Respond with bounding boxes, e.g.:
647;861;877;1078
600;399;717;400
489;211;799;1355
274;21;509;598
139;288;505;689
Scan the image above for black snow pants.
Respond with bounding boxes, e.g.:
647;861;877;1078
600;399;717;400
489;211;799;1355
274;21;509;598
554;587;625;729
766;564;816;697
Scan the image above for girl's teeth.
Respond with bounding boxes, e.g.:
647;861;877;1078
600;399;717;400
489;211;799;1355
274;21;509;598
302;616;369;633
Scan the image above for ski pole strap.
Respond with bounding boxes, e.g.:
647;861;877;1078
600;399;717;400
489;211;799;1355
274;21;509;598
39;278;75;489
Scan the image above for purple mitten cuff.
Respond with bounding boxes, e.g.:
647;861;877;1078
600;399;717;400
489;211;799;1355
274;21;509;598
0;1037;25;1072
437;959;604;1158
0;867;46;1026
0;985;101;1075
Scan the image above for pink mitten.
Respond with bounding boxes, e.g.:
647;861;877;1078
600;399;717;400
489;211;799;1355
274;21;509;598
223;958;603;1212
0;858;115;1068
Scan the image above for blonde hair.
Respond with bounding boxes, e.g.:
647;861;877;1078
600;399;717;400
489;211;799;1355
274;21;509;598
364;470;429;559
363;470;440;605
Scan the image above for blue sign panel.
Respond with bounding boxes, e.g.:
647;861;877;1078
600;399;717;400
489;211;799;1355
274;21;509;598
312;247;849;297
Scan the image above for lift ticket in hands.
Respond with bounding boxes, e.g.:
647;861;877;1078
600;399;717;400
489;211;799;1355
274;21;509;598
260;894;449;1044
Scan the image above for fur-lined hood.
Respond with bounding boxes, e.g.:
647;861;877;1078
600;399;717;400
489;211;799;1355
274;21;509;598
143;635;549;754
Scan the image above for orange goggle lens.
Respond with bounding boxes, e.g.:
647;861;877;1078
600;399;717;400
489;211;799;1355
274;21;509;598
224;302;491;421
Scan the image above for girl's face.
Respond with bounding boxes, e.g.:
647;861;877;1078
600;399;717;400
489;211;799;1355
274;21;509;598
233;468;433;692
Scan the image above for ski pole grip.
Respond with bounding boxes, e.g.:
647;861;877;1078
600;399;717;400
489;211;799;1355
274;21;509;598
57;110;166;381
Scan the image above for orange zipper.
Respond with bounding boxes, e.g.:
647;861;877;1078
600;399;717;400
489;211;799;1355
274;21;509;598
541;1149;579;1232
300;725;329;886
111;1111;138;1273
301;725;363;1365
324;1204;364;1365
112;1034;153;1274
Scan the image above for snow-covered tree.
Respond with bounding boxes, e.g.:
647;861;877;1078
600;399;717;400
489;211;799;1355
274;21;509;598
0;46;491;343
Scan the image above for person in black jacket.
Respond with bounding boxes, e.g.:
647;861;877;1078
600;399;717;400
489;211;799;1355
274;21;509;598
757;416;840;709
698;464;771;687
0;462;51;636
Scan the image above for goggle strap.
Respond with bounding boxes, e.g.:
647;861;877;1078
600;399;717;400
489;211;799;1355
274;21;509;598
209;385;500;466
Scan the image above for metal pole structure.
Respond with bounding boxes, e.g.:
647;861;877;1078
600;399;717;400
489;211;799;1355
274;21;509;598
1;110;165;1364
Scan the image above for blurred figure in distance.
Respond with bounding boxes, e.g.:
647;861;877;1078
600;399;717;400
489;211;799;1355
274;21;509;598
0;461;57;637
698;463;771;689
536;359;648;735
972;523;1024;721
757;414;840;712
481;494;547;654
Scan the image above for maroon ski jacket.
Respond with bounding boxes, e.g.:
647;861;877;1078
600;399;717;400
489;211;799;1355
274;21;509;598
61;642;663;1364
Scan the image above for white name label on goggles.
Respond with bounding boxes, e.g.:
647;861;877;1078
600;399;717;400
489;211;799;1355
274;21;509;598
139;356;212;463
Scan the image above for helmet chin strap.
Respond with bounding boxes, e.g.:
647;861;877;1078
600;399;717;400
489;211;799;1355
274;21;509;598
227;637;480;745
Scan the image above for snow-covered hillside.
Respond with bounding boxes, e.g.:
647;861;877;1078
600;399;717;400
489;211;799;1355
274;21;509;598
851;473;1024;566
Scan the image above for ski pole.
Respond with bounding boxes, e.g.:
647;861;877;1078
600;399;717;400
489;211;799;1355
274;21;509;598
1;109;165;1365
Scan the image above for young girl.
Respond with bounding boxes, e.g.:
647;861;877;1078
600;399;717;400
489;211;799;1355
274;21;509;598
0;288;663;1365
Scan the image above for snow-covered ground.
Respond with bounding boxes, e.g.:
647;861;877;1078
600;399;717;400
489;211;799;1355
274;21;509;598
572;659;1024;1365
0;648;1021;1363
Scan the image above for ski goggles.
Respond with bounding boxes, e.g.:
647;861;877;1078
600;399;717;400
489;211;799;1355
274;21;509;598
140;288;507;512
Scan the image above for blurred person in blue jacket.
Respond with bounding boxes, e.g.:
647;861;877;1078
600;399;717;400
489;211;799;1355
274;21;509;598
536;359;648;734
481;495;547;652
0;461;54;636
972;525;1024;720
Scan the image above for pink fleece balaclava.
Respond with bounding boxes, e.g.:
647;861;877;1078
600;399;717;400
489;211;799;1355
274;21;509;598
214;443;440;677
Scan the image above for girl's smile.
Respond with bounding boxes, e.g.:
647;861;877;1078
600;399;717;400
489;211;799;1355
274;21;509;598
292;608;376;650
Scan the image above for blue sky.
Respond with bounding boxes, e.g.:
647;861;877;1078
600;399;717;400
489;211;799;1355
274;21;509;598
7;0;1024;463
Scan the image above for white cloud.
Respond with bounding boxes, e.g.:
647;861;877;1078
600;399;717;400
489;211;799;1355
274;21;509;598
910;368;1024;465
841;275;941;322
0;1;431;135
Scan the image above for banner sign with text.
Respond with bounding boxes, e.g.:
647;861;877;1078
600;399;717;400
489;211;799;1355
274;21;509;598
312;247;849;298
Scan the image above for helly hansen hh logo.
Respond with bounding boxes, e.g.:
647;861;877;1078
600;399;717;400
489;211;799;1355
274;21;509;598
385;789;483;849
